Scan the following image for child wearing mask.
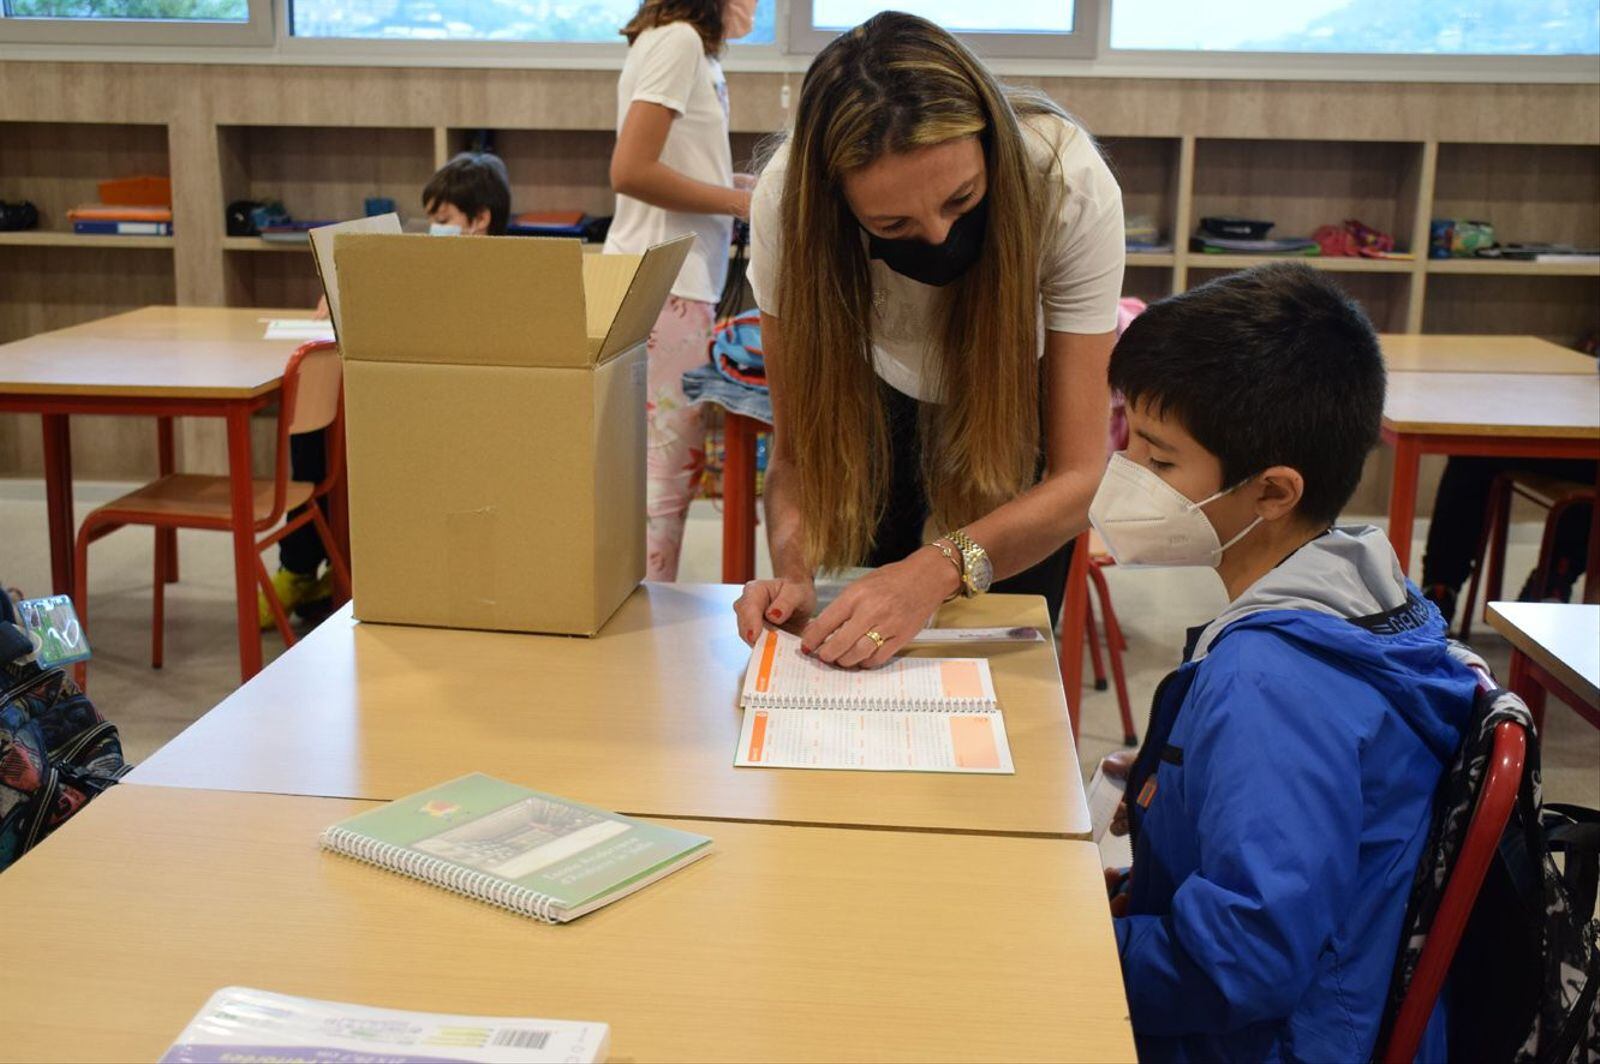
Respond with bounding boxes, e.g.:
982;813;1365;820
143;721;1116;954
268;152;512;626
1093;262;1474;1062
607;0;757;581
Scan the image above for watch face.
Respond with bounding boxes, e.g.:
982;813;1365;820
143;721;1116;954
969;551;994;592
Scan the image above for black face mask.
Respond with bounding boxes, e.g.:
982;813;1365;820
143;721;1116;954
866;196;989;288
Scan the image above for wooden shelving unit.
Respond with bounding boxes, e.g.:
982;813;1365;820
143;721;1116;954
0;61;1593;492
1425;257;1599;277
219;237;308;253
0;230;175;250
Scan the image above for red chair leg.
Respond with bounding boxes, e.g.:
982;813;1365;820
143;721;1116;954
72;518;95;691
1059;533;1091;740
1084;598;1108;692
256;557;297;649
1462;477;1508;642
308;504;352;605
1089;563;1138;746
1531;500;1577;602
152;527;166;670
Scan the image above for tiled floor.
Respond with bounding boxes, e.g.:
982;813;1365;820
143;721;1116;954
2;479;1595;808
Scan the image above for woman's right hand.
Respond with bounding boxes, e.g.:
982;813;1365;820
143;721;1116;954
732;578;817;645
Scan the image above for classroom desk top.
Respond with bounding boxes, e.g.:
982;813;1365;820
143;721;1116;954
0;305;317;399
1486;602;1600;708
132;584;1093;839
1383;371;1600;438
0;784;1135;1063
1378;334;1597;375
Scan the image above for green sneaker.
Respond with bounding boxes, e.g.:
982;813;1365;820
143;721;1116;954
258;568;321;630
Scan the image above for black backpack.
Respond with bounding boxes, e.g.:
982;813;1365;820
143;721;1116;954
0;593;130;872
1379;643;1600;1062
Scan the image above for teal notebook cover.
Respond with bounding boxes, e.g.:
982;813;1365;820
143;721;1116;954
321;774;712;922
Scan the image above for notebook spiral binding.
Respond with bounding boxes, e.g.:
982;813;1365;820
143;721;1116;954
320;826;560;924
746;694;995;711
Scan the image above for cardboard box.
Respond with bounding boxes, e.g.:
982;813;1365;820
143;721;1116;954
329;232;691;636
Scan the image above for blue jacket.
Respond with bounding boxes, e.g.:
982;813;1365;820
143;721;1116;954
1116;527;1475;1063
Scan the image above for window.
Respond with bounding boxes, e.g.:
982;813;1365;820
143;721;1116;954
5;0;246;18
289;0;776;45
1110;0;1600;55
791;0;1094;57
0;0;268;42
811;0;1075;34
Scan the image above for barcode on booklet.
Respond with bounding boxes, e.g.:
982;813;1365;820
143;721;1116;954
491;1028;554;1050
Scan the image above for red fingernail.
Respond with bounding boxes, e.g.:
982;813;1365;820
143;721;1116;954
767;609;781;620
801;645;813;656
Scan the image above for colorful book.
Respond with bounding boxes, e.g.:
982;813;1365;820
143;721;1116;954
67;204;173;223
320;774;711;923
72;220;172;236
161;986;609;1063
735;628;1015;774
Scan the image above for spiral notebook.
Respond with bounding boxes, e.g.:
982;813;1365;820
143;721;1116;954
320;774;711;923
735;628;1014;774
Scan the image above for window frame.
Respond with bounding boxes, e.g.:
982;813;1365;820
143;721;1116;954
0;0;270;46
788;0;1098;60
0;0;1595;81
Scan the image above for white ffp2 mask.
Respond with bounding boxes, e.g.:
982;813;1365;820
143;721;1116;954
1088;453;1262;569
428;222;462;236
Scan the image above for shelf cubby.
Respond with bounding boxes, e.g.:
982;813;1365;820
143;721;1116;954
1192;138;1425;255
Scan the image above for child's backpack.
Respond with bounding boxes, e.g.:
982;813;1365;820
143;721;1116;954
0;593;130;872
1378;642;1600;1062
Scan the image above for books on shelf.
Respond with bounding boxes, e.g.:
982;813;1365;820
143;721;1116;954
73;220;172;236
1190;235;1319;255
320;774;712;924
161;986;610;1063
734;628;1015;774
67;204;173;237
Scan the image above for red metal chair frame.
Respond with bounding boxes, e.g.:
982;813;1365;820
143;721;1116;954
1380;718;1528;1064
72;340;350;681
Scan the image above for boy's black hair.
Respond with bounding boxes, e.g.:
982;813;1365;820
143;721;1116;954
1109;262;1385;527
421;152;511;236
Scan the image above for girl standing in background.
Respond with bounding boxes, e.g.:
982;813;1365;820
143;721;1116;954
607;0;756;580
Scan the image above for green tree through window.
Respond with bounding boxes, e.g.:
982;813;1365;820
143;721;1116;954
6;0;246;18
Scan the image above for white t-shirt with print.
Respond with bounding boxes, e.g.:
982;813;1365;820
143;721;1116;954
603;20;734;305
748;111;1125;401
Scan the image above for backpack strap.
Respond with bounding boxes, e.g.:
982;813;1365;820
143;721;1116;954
1543;803;1600;920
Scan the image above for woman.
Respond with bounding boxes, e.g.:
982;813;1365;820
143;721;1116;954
607;0;757;581
732;12;1125;667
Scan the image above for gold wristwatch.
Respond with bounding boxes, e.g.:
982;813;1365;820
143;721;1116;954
945;529;993;598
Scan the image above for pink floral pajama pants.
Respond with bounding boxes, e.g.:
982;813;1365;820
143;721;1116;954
645;296;714;581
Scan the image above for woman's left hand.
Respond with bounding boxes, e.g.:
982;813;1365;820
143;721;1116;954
799;547;960;669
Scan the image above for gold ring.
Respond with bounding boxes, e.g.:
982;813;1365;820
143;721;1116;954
865;630;886;649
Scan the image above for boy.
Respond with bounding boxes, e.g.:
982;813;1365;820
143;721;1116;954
1093;262;1474;1062
265;151;512;626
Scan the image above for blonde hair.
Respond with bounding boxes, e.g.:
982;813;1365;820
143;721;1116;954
775;11;1068;570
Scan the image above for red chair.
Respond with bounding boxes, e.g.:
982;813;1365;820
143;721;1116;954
1380;718;1528;1064
1060;530;1139;745
1460;471;1595;641
73;340;350;681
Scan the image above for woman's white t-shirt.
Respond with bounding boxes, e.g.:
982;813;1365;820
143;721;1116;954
603;20;734;305
748;111;1125;401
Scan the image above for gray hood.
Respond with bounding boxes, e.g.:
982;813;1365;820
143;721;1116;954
1190;524;1410;662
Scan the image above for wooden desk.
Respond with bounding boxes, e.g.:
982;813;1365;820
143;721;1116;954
131;584;1092;838
1487;601;1600;730
0;784;1135;1063
1378;334;1597;375
0;306;323;681
1381;372;1600;602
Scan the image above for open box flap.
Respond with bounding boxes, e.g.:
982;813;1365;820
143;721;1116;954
309;213;401;344
587;234;695;364
333;234;591;368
